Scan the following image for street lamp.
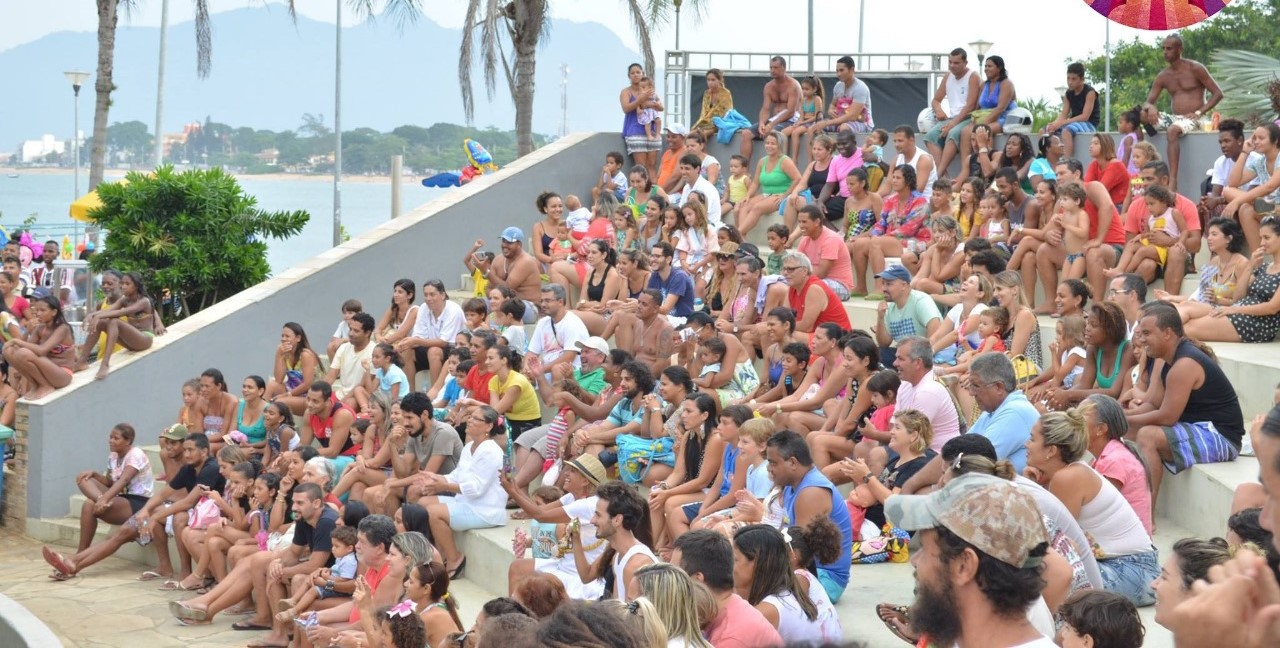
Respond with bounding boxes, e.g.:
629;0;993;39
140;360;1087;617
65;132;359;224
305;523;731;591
64;70;91;200
968;39;993;65
906;59;924;72
1055;85;1068;98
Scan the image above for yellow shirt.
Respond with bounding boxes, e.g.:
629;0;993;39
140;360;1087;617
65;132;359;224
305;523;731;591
471;267;489;298
488;370;541;421
727;174;750;203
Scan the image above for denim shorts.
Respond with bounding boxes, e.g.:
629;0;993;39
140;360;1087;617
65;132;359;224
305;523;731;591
1098;548;1159;607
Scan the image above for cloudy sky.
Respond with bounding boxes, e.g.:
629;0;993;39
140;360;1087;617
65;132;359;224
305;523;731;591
2;0;1212;111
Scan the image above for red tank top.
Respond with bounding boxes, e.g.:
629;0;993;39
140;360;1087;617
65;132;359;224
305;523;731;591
310;395;357;456
789;276;851;330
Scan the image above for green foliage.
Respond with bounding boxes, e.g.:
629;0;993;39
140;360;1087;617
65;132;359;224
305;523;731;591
1211;50;1280;124
86;165;309;320
1022;97;1061;133
106;120;154;165
1077;0;1280;120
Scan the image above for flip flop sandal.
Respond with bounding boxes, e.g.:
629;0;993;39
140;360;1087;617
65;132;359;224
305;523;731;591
176;617;210;626
48;571;73;582
232;621;273;631
168;601;208;622
136;570;166;581
157;579;202;591
876;603;917;645
42;547;74;576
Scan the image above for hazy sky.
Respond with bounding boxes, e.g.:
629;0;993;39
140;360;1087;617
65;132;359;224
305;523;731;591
2;0;1216;114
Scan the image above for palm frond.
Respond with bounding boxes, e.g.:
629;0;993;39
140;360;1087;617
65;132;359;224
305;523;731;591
624;0;656;76
346;0;422;31
480;0;504;97
194;0;212;79
458;0;483;122
1210;49;1280;123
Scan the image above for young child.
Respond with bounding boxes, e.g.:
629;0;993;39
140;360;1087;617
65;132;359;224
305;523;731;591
327;299;362;362
463;245;494;299
783;76;826;161
436;359;474;423
848;368;899;447
513;484;567;558
563;194;593;237
592;151;629;205
709;418;779;538
612;204;641;252
636;77;663;140
750;341;810;408
550;221;576;263
429;347;470;403
1111;184;1184;276
660;205;683;250
354;343;410;411
955;177;986;240
461;298;488;333
495;300;528;353
693;337;725;390
764;223;790;275
276;525;360;623
677;200;719;283
961;307;1009;362
722;154;751;220
862;128;889;165
1122;140;1161;212
1056;181;1091;280
978;193;1011;255
1116;109;1142;176
717;224;743;248
540;379;591;471
1028;315;1087;408
1057;590;1146;648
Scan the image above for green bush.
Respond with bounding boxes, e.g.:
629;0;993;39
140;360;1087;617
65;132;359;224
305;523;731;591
87;165;309;320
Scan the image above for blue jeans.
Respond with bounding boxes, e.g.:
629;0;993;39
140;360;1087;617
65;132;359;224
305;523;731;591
1098;548;1159;607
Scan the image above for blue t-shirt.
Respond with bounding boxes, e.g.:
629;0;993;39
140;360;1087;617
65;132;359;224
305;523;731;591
745;461;773;498
718;445;740;497
441;376;462;406
330;552;358;580
376;365;411;396
607;397;645;427
648;269;696;318
968;390;1039;474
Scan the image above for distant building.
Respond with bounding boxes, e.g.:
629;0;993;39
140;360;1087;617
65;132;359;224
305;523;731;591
255;148;280;166
20;135;67;163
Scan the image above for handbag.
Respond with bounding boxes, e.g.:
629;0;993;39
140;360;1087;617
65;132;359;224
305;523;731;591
615;434;676;484
1010;354;1041;389
188;496;222;530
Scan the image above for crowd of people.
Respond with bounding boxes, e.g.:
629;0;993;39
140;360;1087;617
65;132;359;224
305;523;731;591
20;37;1280;648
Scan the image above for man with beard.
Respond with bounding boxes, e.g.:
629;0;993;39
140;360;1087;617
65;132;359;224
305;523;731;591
885;473;1056;647
362;392;462;515
575;480;655;602
765;429;853;602
647;242;697;326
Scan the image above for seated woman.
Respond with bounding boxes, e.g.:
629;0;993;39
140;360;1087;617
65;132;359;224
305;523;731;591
979;133;1034;193
691;68;733;139
731;524;842;643
260;400;300;470
737;131;803;235
571;239;625;337
838;409;935;546
205;471;285;586
1050;301;1135;409
809;333;881;470
548;200;618;302
841;167;885;296
1029;133;1063;188
234;375;269;454
1053;278;1090;319
703;245;741;319
484;345;542;440
75;271;155;380
849;165;929;296
1026;408;1158;606
374;279;418;343
1150;538;1233;633
1155;217;1250;322
648;393;726;553
1081;394;1153;536
909;216;964;296
3;294;75;399
957;55;1018;162
330;392;395;502
758;323;850;436
992;270;1043;369
68;424;154;566
929;274;991;368
420;405;508;579
782;134;837;231
669;405;755;539
1007;179;1057;312
176;451;253;591
198;368;239;447
265;322;322;413
1184;216;1280;343
686;312;760;407
1223;123;1280;252
502;453;609;600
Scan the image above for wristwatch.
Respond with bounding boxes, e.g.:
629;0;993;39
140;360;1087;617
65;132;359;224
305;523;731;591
325;579;335;591
862;473;874;484
732;325;739;334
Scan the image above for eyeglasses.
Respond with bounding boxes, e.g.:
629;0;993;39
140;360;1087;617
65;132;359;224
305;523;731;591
781;266;802;273
1106;288;1131;296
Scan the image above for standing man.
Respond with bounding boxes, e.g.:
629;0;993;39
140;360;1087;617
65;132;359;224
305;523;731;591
738;56;802;161
765;429;853;602
386;279;465;391
485;227;541;323
796;205;854;300
924;47;979;177
886;474;1057;647
1120;161;1202;295
1126;301;1243;507
1143;34;1224;192
527;284;590;375
880;126;937;199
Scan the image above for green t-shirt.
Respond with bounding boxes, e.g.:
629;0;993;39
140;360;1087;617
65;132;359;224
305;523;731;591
573;367;608;396
885;290;942;344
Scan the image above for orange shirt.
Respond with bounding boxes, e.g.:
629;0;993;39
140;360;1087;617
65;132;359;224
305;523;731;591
657;149;680;188
348;562;392;624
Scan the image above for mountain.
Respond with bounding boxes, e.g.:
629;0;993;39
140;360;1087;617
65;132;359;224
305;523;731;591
0;5;642;150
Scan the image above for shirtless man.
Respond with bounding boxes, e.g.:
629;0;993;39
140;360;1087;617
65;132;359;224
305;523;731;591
631;289;676;374
738;56;802;161
1142;34;1224;193
485;227;541;323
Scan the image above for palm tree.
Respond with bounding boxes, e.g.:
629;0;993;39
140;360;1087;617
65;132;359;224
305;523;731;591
1210;49;1280;124
459;0;702;156
89;0;420;190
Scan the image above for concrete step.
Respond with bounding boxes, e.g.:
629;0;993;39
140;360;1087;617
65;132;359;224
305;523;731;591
1159;455;1257;541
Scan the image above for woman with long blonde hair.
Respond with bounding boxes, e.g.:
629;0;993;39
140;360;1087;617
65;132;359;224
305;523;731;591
633;563;715;648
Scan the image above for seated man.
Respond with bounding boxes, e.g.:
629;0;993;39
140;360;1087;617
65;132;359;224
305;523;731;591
646;242;698;327
1126;301;1243;507
737;55;802;162
812;131;862;224
612;289;676;374
363;392;463;516
890;338;963;457
300;381;357;460
1119;161;1202;295
386;279;465;391
1199;119;1248;223
874;265;942;367
574;360;654;458
329;312;375;410
783;250;851;342
796;205;854;301
923;48;980;177
672;153;723;229
1042;62;1100;156
879;125;937;199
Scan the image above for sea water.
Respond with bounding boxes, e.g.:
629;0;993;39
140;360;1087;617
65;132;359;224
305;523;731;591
0;172;449;274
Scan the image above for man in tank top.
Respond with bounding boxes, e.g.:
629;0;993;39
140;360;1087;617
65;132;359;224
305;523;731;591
582;480;655;601
924;47;980;177
880;126;937;200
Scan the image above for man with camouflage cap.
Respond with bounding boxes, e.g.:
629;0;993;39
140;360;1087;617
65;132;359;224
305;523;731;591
885;473;1057;647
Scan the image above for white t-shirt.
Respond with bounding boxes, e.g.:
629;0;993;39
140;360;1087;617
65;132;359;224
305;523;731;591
528;312;589;369
411;301;466;343
330;341;373;399
946;302;988;350
675;176;723;229
502;325;528;354
565;207;593;234
333;320;350;339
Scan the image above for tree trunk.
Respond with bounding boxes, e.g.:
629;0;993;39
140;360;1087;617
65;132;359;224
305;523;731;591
513;43;537;156
89;0;120;191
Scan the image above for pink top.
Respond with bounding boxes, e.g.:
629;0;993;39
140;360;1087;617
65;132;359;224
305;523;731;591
1092;439;1153;536
797;227;854;293
826;152;864;198
704;592;784;648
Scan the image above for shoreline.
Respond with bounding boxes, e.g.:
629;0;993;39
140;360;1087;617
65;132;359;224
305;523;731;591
0;166;419;185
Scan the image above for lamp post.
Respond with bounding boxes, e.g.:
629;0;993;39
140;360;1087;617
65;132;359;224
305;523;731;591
333;0;343;247
674;0;682;50
968;39;993;65
64;70;91;201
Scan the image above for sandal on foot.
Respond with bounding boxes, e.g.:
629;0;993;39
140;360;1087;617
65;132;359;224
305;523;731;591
136;570;166;582
233;621;273;631
157;579;202;591
876;603;917;645
42;547;74;576
447;555;467;580
168;601;208;622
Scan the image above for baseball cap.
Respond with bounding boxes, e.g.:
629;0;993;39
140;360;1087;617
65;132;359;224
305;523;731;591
665;123;689;136
736;242;761;261
885;473;1049;569
500;226;526;243
874;265;912;283
574;336;610;356
161;423;188;441
566;454;608;486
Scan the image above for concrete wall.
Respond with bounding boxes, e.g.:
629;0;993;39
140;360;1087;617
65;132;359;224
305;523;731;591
0;594;63;648
14;132;623;520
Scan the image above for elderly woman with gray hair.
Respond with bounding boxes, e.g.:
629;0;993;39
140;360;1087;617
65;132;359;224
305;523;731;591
302;456;342;510
782;250;851;342
1081;394;1153;536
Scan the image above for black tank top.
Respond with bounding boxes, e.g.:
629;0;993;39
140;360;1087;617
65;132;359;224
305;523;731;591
1155;339;1245;447
1066;84;1100;126
806;162;830;197
586;267;607;302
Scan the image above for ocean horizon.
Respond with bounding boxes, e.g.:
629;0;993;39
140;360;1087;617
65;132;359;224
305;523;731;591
0;169;450;275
